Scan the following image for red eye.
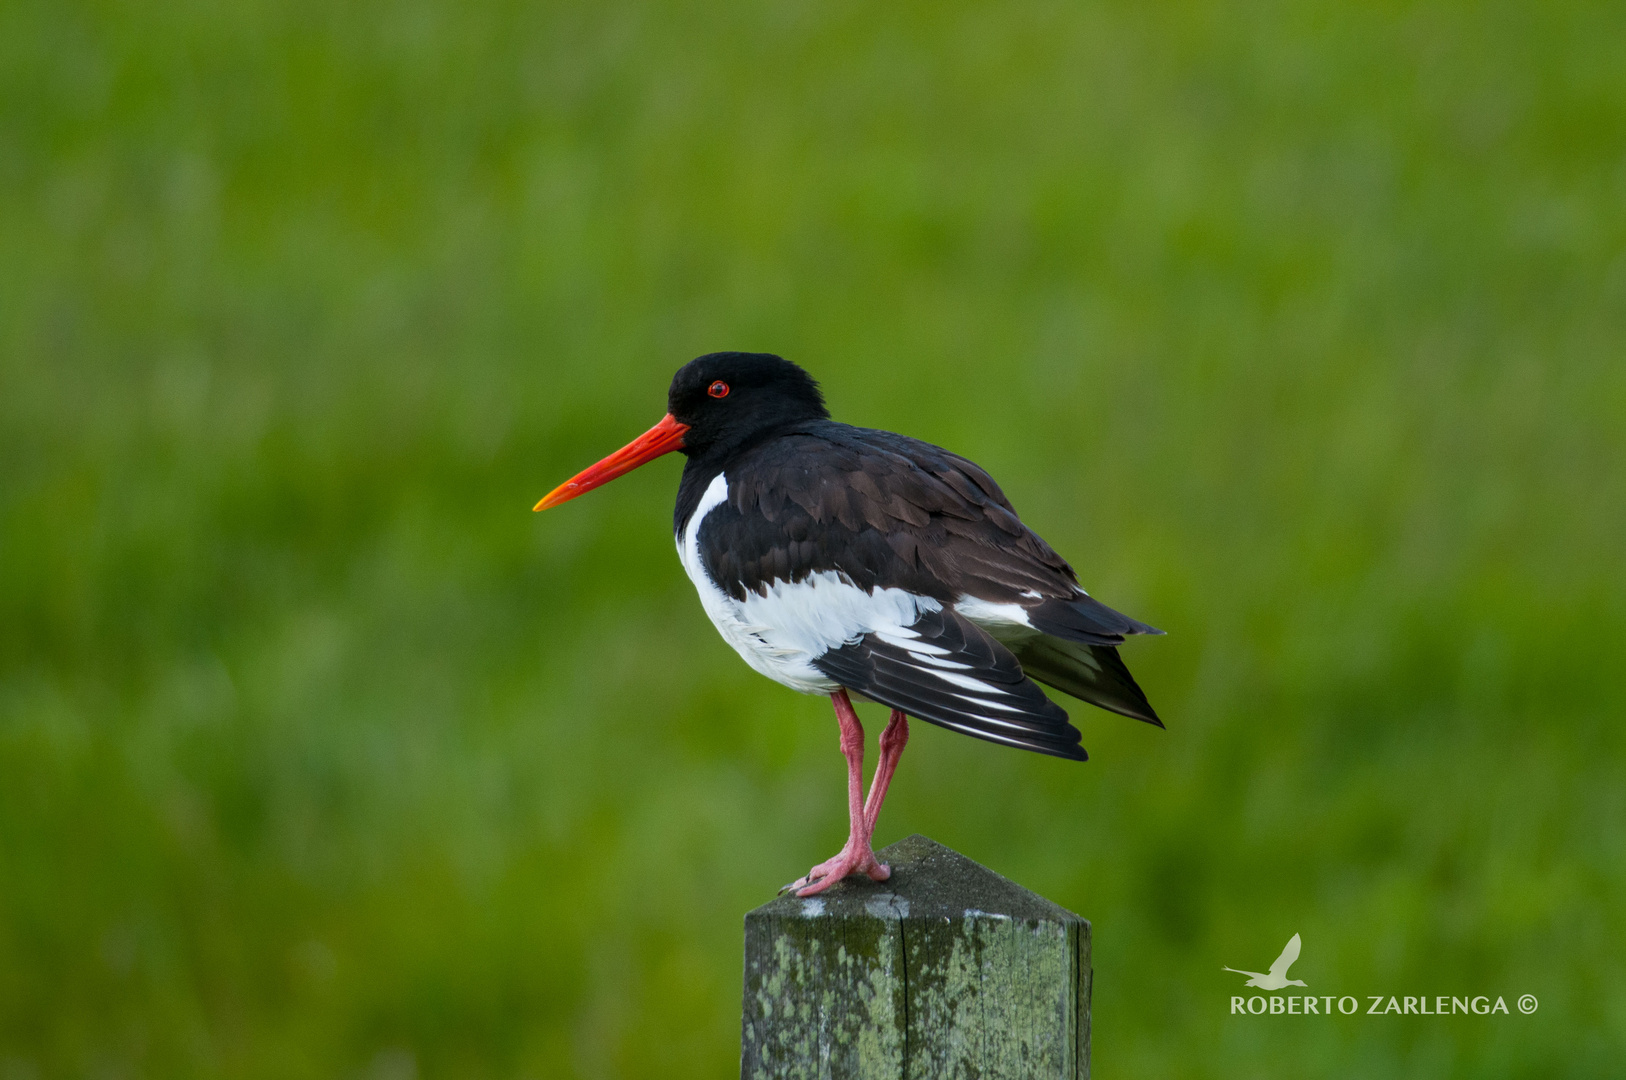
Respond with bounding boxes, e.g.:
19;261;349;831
708;381;730;398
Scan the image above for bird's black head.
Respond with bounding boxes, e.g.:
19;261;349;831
532;351;827;513
667;352;829;460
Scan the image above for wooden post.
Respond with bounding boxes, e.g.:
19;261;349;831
741;834;1091;1080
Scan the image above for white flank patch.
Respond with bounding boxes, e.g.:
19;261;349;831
954;594;1034;629
676;472;944;695
954;594;1040;648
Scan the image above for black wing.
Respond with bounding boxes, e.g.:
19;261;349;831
709;422;1078;602
715;422;1158;629
812;605;1086;760
691;420;1163;734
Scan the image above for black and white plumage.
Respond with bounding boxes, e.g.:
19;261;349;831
670;375;1161;761
537;352;1162;892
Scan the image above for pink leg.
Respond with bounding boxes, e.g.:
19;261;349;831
864;709;909;833
785;690;892;896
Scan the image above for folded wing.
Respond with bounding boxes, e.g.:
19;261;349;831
812;605;1086;760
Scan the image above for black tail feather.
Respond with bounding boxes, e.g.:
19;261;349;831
1010;634;1163;727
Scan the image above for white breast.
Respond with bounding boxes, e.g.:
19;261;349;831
676;472;942;695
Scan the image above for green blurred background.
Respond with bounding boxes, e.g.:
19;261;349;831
3;0;1623;1076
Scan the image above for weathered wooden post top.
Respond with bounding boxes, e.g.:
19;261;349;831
742;834;1091;1080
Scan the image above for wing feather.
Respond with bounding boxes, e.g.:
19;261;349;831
813;606;1087;760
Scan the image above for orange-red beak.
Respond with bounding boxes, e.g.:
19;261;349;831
533;413;690;511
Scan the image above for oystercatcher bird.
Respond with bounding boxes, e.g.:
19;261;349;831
536;353;1162;895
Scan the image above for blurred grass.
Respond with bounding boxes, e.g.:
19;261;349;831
2;0;1624;1076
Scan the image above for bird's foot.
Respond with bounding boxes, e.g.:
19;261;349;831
779;846;854;893
782;842;890;897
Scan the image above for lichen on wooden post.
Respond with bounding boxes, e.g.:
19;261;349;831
741;834;1091;1080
